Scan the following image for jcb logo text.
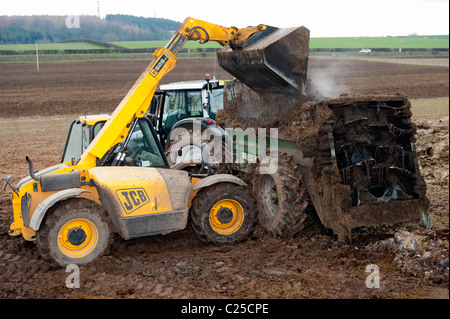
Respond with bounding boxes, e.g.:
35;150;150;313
116;188;150;214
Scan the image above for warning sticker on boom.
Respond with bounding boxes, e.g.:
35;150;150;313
150;52;171;77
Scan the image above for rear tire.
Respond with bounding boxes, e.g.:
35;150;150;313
190;183;257;244
36;199;114;267
165;129;203;169
165;127;229;174
253;153;308;237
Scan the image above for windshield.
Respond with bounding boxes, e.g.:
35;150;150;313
61;121;89;163
61;121;105;163
122;119;167;167
161;89;203;137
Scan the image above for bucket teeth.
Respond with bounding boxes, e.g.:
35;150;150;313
217;26;310;93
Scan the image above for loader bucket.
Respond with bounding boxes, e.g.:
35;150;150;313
217;25;310;93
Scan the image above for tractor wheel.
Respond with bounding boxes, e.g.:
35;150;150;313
36;199;114;267
165;129;203;169
165;127;227;174
253;153;309;237
190;183;257;244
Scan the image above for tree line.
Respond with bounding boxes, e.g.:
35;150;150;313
0;14;180;44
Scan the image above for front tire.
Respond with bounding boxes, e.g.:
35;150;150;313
36;199;113;267
190;183;257;244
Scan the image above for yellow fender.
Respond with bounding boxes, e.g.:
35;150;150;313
29;188;90;231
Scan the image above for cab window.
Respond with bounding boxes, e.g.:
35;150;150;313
208;87;224;120
93;121;105;138
161;90;187;137
123;119;167;167
161;89;203;138
187;90;202;117
61;121;90;163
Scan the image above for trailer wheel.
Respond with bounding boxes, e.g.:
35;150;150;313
190;183;257;244
36;199;113;267
253;153;309;237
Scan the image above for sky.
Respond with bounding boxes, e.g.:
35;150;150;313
0;0;449;37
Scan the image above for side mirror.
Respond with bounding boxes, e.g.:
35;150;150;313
2;175;11;191
2;175;18;196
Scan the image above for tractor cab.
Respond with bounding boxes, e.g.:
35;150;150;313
150;75;226;148
61;77;226;164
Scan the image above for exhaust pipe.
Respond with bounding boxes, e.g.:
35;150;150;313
26;156;40;182
26;156;82;192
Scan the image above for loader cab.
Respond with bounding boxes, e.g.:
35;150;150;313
61;115;168;168
150;77;225;148
116;117;168;168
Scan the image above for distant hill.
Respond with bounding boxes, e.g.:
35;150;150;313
105;14;180;32
0;14;181;44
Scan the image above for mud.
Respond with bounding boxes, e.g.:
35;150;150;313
217;26;310;92
217;68;430;240
0;56;448;299
216;80;312;130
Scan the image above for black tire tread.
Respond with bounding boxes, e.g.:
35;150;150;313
190;182;257;244
36;198;114;267
253;153;309;237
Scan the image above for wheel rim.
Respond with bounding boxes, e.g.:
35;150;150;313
209;199;245;235
57;218;99;259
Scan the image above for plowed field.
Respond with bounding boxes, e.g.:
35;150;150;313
0;56;448;301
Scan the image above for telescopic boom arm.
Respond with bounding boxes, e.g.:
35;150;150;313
77;17;266;170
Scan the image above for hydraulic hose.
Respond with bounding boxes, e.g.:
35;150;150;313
188;26;209;44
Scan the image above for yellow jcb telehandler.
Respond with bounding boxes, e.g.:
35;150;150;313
3;17;309;267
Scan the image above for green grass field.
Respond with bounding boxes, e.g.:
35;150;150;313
310;35;449;49
0;42;106;51
112;35;449;50
110;40;223;49
0;35;448;53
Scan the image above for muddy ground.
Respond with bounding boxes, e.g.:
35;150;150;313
0;55;448;300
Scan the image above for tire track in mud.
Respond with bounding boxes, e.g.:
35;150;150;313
0;232;48;277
